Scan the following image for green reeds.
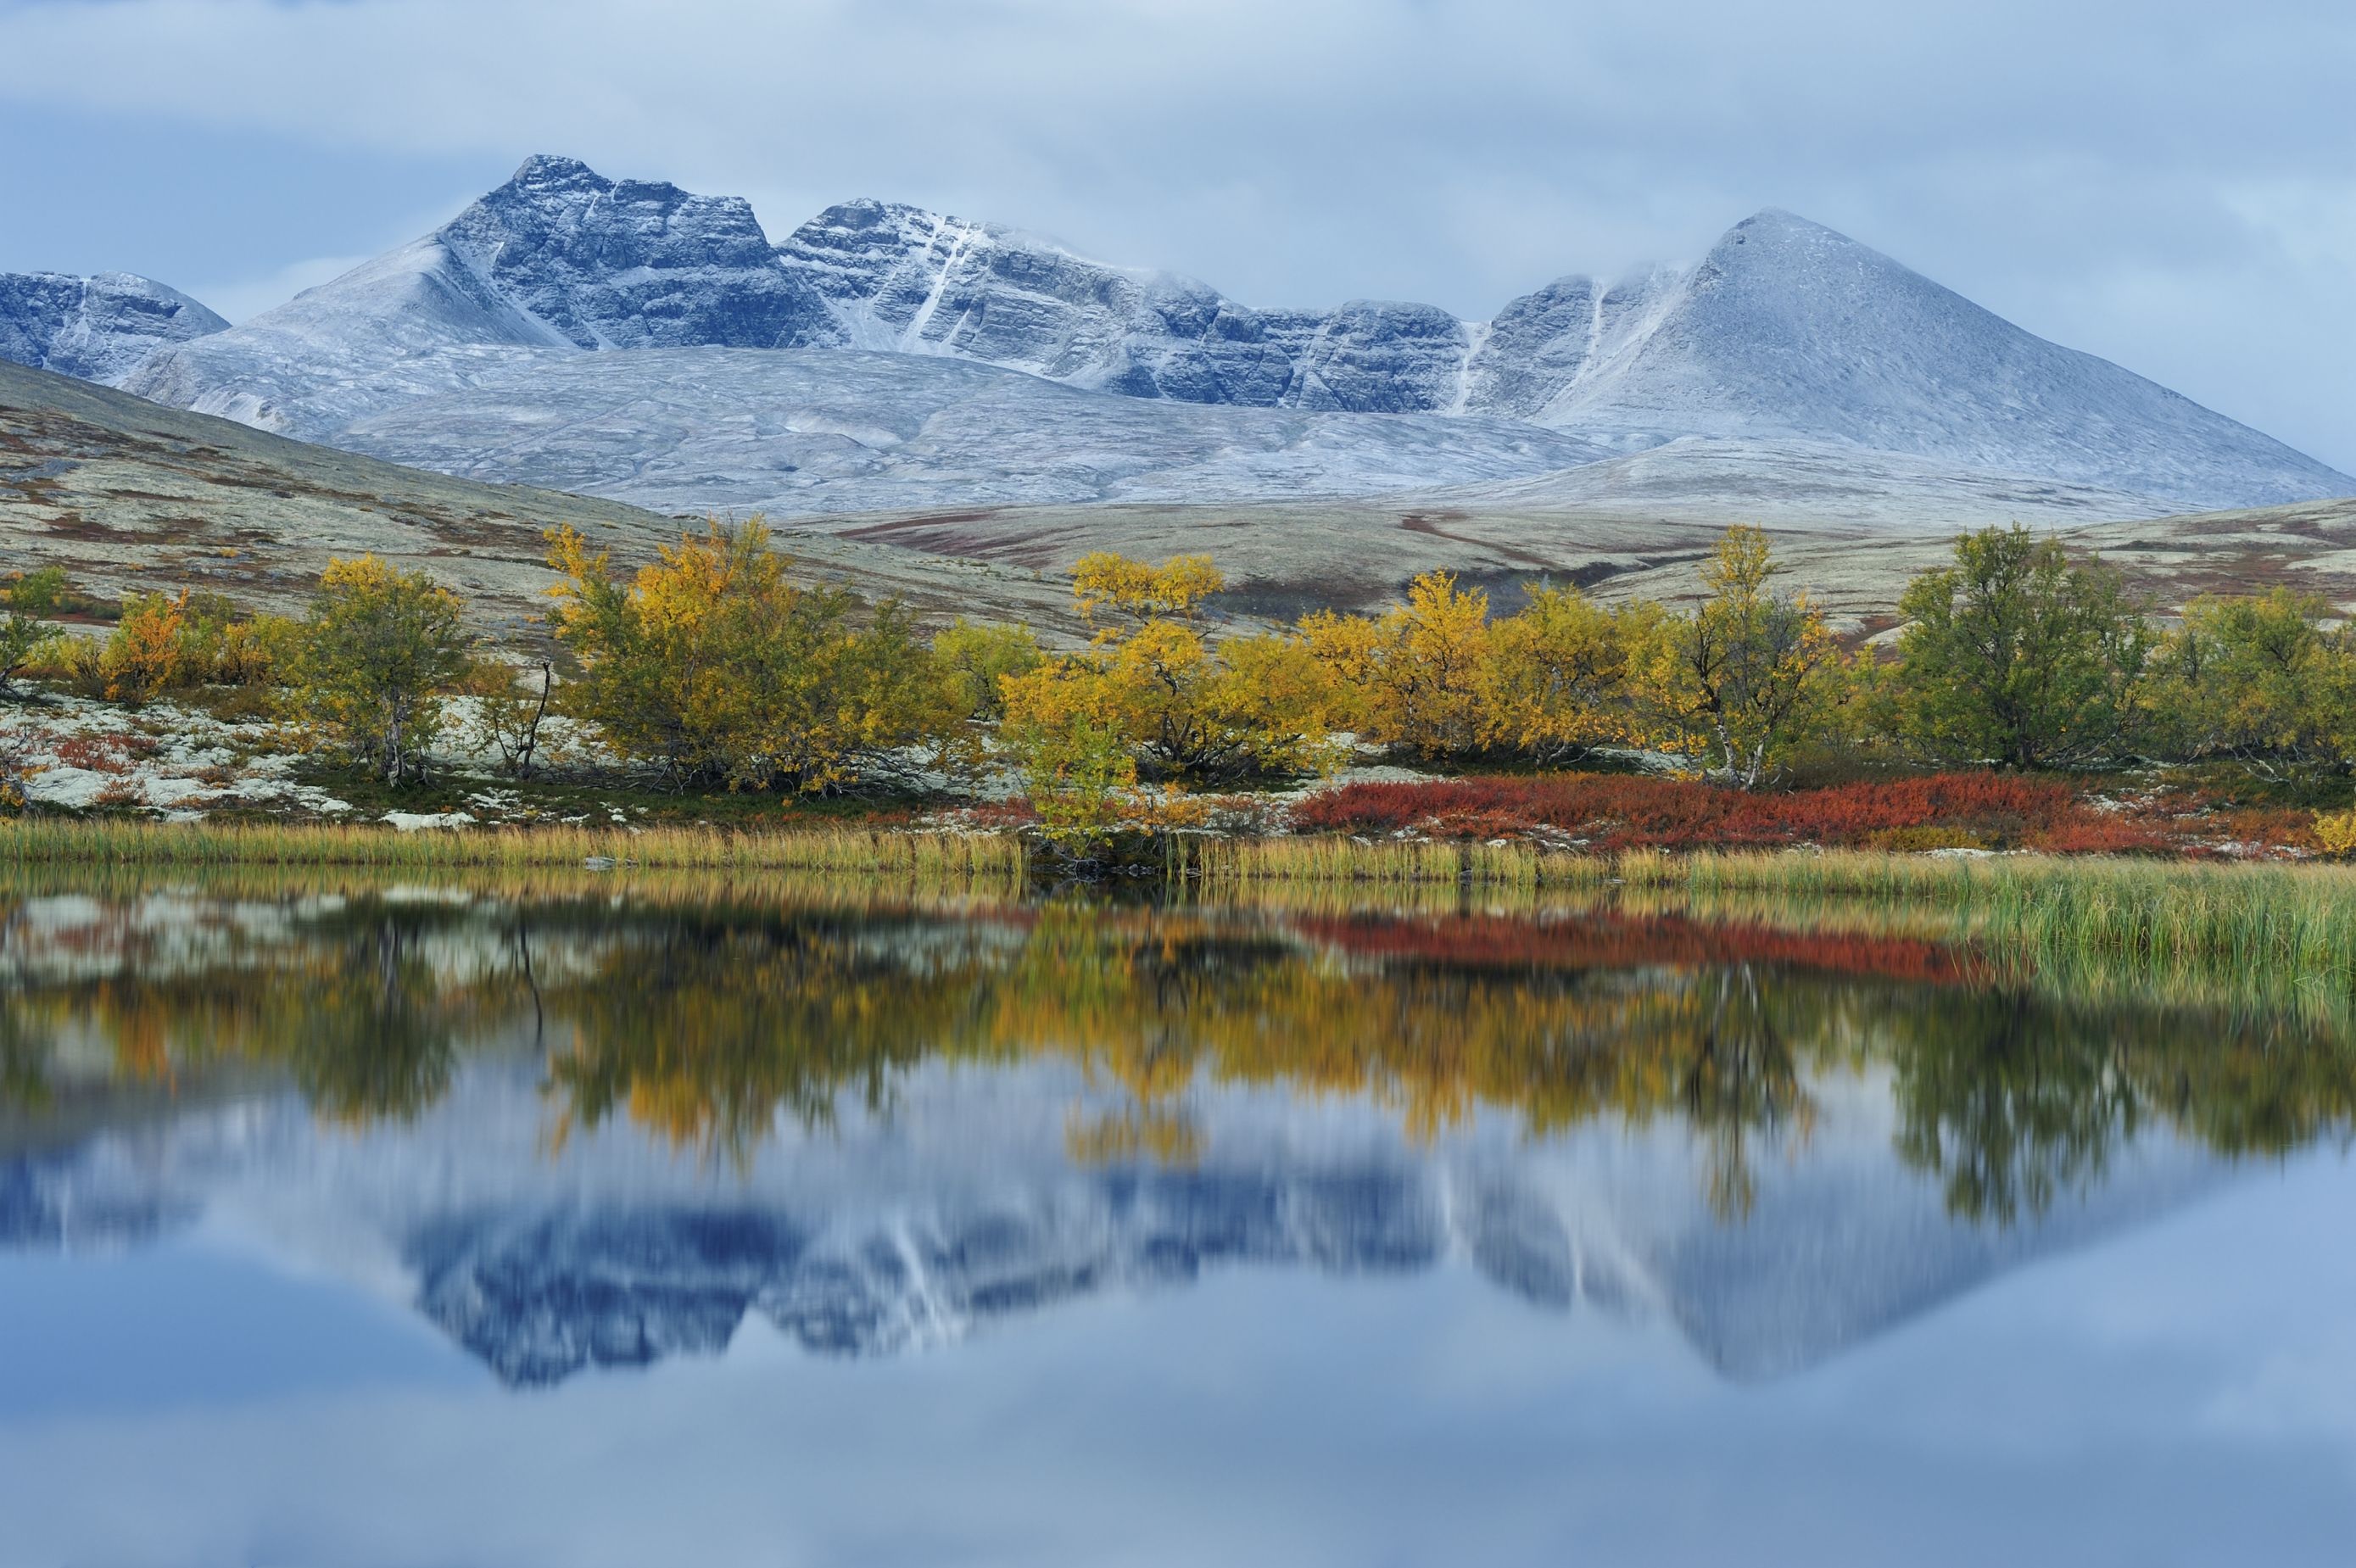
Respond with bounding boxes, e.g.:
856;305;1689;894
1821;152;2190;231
1182;835;2356;982
1655;850;2356;977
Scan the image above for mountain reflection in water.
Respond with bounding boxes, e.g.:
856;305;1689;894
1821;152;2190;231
2;884;2351;1390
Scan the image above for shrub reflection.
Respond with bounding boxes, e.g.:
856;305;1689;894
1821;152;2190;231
3;887;2352;1225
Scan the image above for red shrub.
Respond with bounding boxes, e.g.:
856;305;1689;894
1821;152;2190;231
52;734;155;776
955;800;1041;829
1292;911;1977;987
2025;817;2181;857
2209;807;2318;851
1290;772;2113;853
1289;776;1741;846
2096;789;2320;857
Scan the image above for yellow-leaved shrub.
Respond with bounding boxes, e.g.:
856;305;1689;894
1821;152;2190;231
546;516;959;792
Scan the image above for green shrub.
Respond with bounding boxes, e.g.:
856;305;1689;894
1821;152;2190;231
283;556;474;785
5;567;67;615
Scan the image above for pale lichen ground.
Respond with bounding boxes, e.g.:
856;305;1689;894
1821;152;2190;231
0;695;633;829
2;695;346;820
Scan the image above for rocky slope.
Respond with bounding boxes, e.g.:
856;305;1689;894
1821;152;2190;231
0;270;226;384
776;197;1476;410
442;153;833;353
104;155;2349;521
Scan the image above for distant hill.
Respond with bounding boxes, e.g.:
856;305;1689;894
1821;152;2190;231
0;357;1084;637
0;354;667;633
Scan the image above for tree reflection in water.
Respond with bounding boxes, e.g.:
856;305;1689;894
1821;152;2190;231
3;886;2353;1225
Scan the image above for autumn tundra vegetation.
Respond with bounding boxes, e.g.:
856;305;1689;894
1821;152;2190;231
7;516;2356;865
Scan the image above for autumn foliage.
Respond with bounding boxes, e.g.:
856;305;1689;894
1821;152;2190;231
1287;772;2197;854
547;518;952;792
282;556;475;784
19;514;2356;848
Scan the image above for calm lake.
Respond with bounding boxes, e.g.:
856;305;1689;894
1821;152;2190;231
3;879;2353;1565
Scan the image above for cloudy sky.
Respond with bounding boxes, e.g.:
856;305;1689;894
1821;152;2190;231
3;0;2351;469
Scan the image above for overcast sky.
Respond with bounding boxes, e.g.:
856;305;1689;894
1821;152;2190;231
3;0;2350;470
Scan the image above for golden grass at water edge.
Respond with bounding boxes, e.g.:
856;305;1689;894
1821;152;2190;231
0;818;1024;882
13;821;2356;981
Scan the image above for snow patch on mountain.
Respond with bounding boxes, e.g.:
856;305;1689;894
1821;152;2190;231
1460;263;1685;420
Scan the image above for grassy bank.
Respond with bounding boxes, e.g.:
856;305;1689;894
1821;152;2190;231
13;816;2356;984
1180;837;2356;977
0;817;1023;881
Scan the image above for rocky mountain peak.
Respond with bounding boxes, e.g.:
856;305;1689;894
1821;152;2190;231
0;270;227;383
505;152;608;191
1720;206;1841;244
436;153;830;351
1686;207;1933;315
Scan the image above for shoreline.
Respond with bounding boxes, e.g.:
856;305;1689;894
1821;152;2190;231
8;818;2356;977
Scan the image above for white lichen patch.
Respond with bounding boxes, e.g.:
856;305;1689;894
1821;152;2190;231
382;811;478;833
3;695;462;822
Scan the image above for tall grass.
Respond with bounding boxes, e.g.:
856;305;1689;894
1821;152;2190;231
16;819;2356;990
1659;850;2356;978
0;862;1034;916
0;817;1022;883
1181;836;2356;983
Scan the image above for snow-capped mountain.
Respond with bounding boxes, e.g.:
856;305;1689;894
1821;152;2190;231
123;154;838;438
80;154;2356;518
0;270;226;383
1490;210;2349;508
439;153;834;352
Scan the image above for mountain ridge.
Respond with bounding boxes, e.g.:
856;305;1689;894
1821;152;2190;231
5;153;2340;518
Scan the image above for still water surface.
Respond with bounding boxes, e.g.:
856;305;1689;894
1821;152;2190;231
2;882;2353;1565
